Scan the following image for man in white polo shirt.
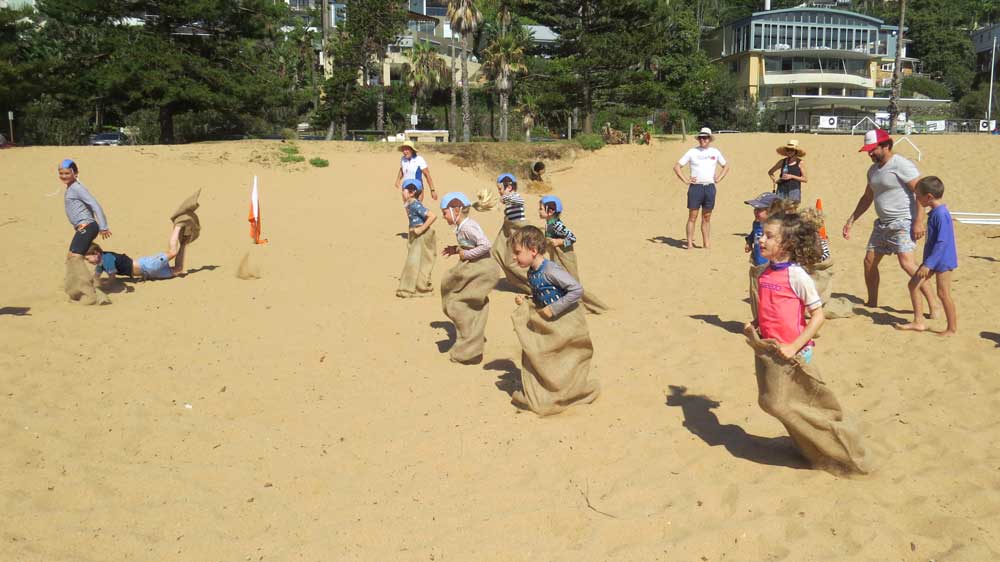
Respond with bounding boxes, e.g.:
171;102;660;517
843;128;938;315
672;127;730;250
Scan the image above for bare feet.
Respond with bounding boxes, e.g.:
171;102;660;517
934;329;957;337
925;307;943;320
894;322;927;332
684;241;694;250
864;300;878;308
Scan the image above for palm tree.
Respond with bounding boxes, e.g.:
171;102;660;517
483;31;526;141
404;41;446;121
448;0;482;142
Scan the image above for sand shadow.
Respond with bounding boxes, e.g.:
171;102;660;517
484;359;522;396
970;255;999;263
981;331;1000;347
100;279;135;294
183;265;220;276
647;236;688;249
666;385;808;469
395;232;409;240
830;292;865;305
430;321;456;353
689;314;745;335
494;279;530;295
0;306;31;316
852;307;906;326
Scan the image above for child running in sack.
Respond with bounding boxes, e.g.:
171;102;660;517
85;223;188;282
491;173;531;293
509;225;600;416
60;158;112;303
744;192;779;322
397;179;438;298
539;195;608;314
439;192;499;364
896;176;958;335
743;209;871;474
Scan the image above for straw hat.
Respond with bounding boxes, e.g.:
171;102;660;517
777;139;805;157
399;140;417;153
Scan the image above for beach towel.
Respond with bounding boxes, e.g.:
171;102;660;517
440;257;499;363
492;219;531;294
511;301;601;416
547;244;609;314
397;228;437;297
170;189;201;244
744;326;872;475
808;258;834;306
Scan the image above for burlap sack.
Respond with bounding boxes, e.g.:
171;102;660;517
397;228;437;297
748;262;769;322
744;326;872;474
170;189;201;244
440;257;499;363
511;301;601;416
547;244;609;314
64;255;109;305
492;220;531;294
808;258;834;306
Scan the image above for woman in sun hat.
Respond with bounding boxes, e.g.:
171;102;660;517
767;139;808;202
394;140;437;201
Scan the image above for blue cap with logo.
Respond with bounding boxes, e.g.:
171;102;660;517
402;178;423;193
440;192;471;209
540;195;563;213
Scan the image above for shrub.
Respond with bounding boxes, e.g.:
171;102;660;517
576;133;604;151
280;153;305;163
281;127;298;140
309;157;329;168
278;145;300;155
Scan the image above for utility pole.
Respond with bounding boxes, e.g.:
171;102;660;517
321;0;330;41
887;0;907;131
988;35;997;123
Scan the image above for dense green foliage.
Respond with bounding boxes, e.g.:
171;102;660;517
2;0;998;144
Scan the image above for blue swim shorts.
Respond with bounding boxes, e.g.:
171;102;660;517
687;183;717;211
137;252;173;280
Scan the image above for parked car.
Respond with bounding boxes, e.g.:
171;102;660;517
89;132;124;146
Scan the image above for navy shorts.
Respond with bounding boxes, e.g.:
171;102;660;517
69;222;99;255
687;183;717;211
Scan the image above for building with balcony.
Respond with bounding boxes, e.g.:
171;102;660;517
972;23;1000;77
706;6;947;131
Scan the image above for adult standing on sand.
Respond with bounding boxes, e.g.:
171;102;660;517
394;141;437;202
842;129;938;315
767;139;808;202
672;127;730;250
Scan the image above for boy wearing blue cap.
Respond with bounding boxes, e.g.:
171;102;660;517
539;196;608;314
744;192;778;321
59;159;112;303
492;173;531;293
439;191;499;364
397;179;438;298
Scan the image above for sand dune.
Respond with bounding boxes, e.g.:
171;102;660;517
2;134;1000;561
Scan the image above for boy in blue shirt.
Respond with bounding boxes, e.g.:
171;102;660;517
897;176;958;335
744;192;779;321
397;179;438;298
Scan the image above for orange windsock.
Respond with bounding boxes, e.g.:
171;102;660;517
816;198;828;240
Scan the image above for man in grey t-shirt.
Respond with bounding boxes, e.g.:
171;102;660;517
842;129;937;314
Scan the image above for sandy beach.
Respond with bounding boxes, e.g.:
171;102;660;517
2;134;1000;561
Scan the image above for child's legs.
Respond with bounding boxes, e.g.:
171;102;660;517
935;270;957;333
166;224;183;259
748;264;764;322
898;251;938;314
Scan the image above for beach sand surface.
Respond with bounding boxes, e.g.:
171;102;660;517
2;134;999;561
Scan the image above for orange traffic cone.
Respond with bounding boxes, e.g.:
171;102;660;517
816;198;828;240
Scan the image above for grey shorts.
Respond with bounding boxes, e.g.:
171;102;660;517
866;218;916;255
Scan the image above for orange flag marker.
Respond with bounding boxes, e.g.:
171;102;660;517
249;176;268;244
816;198;828;240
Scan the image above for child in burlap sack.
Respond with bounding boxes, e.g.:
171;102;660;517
491;173;531;294
58;159;112;304
439;191;499;364
744;209;870;474
509;225;600;416
397;179;438;298
85;223;189;282
538;195;608;314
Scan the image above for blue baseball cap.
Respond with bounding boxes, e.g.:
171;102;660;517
497;173;517;184
745;192;779;209
540;195;563;213
59;158;76;170
402;178;423;193
440;192;471;209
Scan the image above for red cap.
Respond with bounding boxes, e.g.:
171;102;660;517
859;129;891;152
